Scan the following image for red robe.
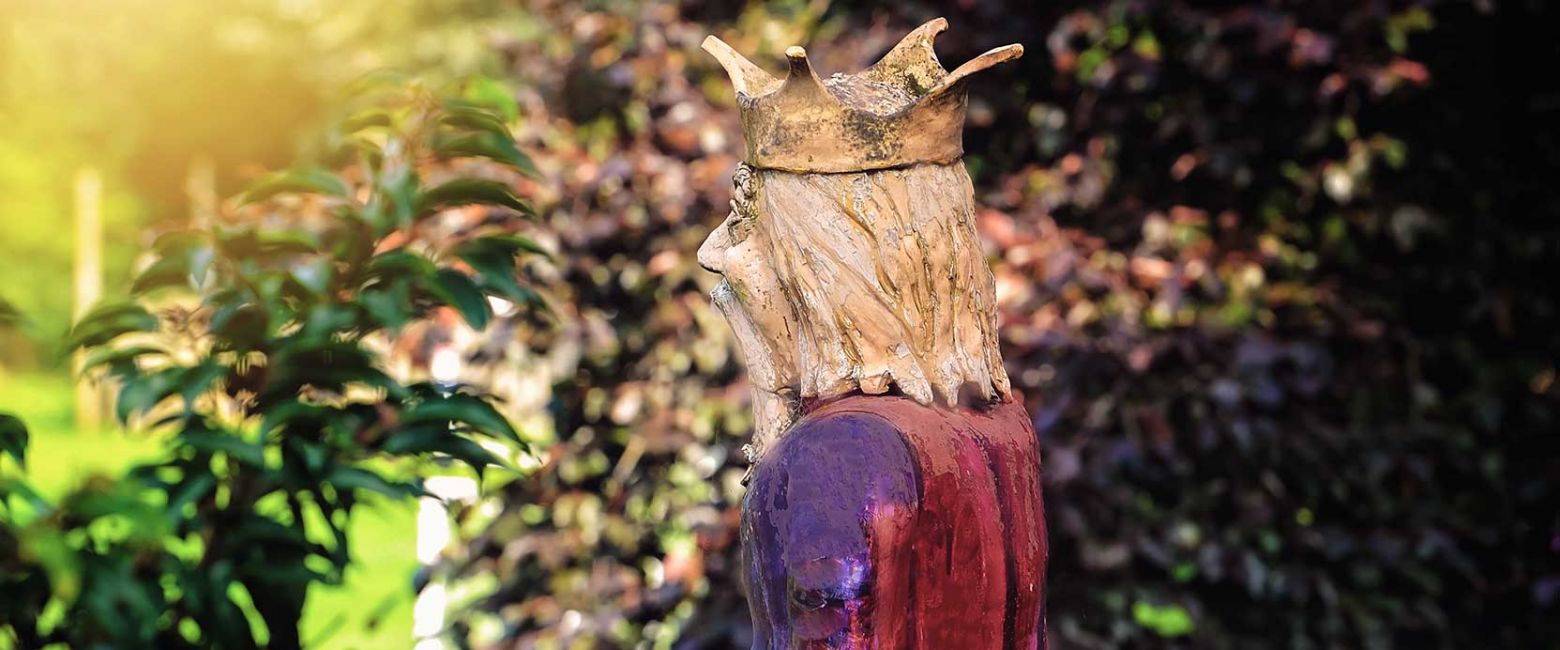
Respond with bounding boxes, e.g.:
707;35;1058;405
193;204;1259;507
742;393;1048;649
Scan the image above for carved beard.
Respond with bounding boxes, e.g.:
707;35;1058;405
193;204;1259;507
712;279;797;456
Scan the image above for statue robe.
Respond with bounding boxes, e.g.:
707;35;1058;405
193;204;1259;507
741;393;1047;649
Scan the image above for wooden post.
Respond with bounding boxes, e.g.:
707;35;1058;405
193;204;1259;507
73;167;104;430
185;154;217;230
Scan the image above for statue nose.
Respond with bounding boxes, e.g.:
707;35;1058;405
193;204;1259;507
697;219;731;273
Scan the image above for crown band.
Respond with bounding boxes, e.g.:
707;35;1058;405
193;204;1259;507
704;19;1023;173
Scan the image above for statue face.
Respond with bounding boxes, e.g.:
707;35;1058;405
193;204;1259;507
698;164;797;397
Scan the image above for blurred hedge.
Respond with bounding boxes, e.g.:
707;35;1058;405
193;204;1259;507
422;1;1552;648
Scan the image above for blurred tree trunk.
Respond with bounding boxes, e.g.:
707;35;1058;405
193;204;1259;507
186;154;217;230
72;167;105;430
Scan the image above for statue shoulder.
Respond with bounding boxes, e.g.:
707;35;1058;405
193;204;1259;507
767;407;912;467
748;405;920;505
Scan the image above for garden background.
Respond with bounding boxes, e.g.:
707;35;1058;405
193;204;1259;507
1;0;1549;649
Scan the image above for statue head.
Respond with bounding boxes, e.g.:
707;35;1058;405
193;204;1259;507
699;19;1022;455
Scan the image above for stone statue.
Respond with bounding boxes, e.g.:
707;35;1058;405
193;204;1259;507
699;19;1047;649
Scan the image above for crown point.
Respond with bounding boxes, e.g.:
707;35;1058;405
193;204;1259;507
862;18;952;93
779;46;825;96
928;43;1025;95
717;20;1008;172
703;34;781;97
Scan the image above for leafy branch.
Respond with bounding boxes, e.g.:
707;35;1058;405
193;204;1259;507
1;80;544;649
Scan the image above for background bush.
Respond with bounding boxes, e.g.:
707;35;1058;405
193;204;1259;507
423;1;1551;648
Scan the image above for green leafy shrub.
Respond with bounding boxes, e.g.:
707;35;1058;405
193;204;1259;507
0;83;541;649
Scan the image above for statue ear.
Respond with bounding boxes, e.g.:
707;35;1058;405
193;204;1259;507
731;163;760;219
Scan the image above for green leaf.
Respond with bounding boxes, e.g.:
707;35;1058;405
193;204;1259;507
283;438;332;479
208;302;270;353
77;553;166;646
151;229;206;257
259;399;332;437
178;430;265;468
289;256;334;296
230;517;317;555
238;558;310;650
440;103;512;138
341;108;394;133
1133;601;1195;637
259;340;402;404
0;413;28;469
380;423;446;454
326;466;425;499
441;435;506;475
334;133;385;170
433;132;538;177
108;360;223;425
307;483;353;569
0;296;26;328
459;77;519;121
198;567;260;649
414;179;532;219
178;361;228;408
0;476;49;513
367;249;438;282
423;268;491;330
360;280;413;332
460;234;552;260
374;165;420;230
164;471;217;519
78;344;166;380
62;475;164;524
130;256;195;294
66;302;158;351
456;256;517;304
134;231;214;293
405;393;520;444
255;229;323;257
453;235;550;307
383;424;504;474
344;68;413;95
298;305;358;340
452;235;552;290
242;167;351;204
114;366;184;423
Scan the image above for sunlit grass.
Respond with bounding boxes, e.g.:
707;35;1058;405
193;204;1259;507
0;371;163;496
304;495;418;650
0;371;418;649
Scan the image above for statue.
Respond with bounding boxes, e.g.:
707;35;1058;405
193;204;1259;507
699;19;1047;649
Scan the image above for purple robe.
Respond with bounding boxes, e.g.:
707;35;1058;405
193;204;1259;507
742;393;1048;649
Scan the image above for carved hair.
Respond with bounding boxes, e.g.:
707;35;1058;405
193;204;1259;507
749;161;1011;407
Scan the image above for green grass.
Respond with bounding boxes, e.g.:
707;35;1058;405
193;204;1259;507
0;371;418;649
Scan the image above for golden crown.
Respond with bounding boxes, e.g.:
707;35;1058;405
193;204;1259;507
703;18;1023;173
